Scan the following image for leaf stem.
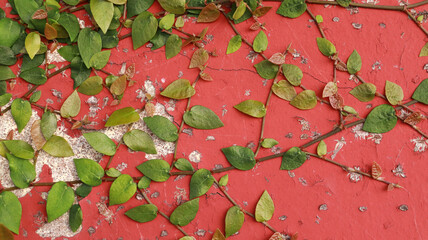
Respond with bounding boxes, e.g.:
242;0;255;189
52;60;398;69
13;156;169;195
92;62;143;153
403;8;428;37
306;7;326;38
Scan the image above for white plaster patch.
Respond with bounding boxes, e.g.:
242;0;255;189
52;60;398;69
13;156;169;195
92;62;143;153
36;212;81;238
189;150;202;163
352;123;383;144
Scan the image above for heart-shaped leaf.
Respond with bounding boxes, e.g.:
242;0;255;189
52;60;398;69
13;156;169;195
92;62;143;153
11;98;31;133
125;204;158;223
90;0;114;34
253;30;268;53
272;80;297;101
255;190;274;222
69;204;83;232
227;35;242;55
161;79;195;99
174;158;194;171
254;60;279;79
74;158;105;186
0;191;22;234
41;111;57;140
165;34;182;59
221;146;256;171
46;181;75;222
78;28;102;68
234;100;267;118
60;90;81;118
157;0;185;14
6;153;36;189
317;140;327;157
3;140;34;159
83;132;116;156
43;135;74;157
282;64;303;86
132;11;158;49
109;174;137;205
123;129;157;154
189;169;214;199
197;3;220;23
290;90;317;110
0;66;16;81
276;0;307;18
78;76;103;96
105;107;140;127
261;138;279;148
316;37;336;57
350;83;376;102
170;198;199;226
143;115;178;142
225;206;244;237
280;147;306;170
183;105;224;130
137;159;170;182
25;32;40;59
189;48;209;69
89;50;111;70
20;67;47;85
412;78;428;104
363;104;397;133
385;81;403;105
347;50;361;74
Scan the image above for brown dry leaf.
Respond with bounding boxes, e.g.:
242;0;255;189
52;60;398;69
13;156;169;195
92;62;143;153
125;63;135;79
71;121;82;130
6;130;14;140
31;120;46;150
32;9;47;19
290;233;299;240
182;36;196;47
197;3;220;23
269;53;286;65
200;72;213;81
335;61;347;72
404;112;425;126
44;23;58;40
110;99;120;106
128;80;136;87
322;81;337;98
269;232;286;240
387;183;395;191
110;75;127;96
145;102;156;117
0;224;14;240
145;93;153;100
198;27;209;39
81;115;90;124
212;228;226;240
371;161;382;179
49;41;59;52
189;48;209;68
253;6;273;18
329;93;344;110
250;22;262;31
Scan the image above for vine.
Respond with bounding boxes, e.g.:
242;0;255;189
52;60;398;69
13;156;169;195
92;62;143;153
0;0;427;239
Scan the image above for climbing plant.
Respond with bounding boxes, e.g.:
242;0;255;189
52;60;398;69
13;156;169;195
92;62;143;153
0;0;427;239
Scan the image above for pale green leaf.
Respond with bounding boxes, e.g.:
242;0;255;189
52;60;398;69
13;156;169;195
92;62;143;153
227;35;242;54
282;64;303;86
253;30;268;53
74;158;104;186
11;98;31;133
255;190;274;222
385;81;404;105
90;0;114;34
349;83;376;102
105;107;140;127
46;181;74;222
123;129;157;154
317;140;327;157
78;76;103;96
290;90;317;110
137;159;170;182
316;37;336;57
60;90;81;118
0;191;22;234
25;32;40;59
43;135;74;157
272;80;297;101
225;206;244;237
234;99;266;118
347;50;361;75
143;115;178;142
160;79;195;99
109;174;137;205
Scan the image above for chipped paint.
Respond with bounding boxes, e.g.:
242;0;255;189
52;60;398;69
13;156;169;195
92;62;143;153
188;150;202;163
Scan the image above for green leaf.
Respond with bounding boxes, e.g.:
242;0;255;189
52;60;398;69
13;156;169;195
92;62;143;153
143;115;178;142
0;191;22;234
127;0;154;18
25;32;40;59
73;158;104;186
347;50;361;75
123;129;157;154
170;198;199;226
90;0;114;34
69;204;82;232
137;176;151;189
227;35;242;54
89;50;111;70
159;13;175;30
255;190;274;222
41;111;57;140
71;57;91;88
385;81;403;105
282;64;303;86
83;132;116;156
125;204;158;223
218;174;229;187
337;0;351;7
109;75;127;96
137;159;170;182
183;105;224;130
233;2;247;20
78;76;103;96
60;90;81;118
221;146;256;171
290;90;318;110
412;78;428;104
174;158;194;171
234;99;266;118
58;45;79;62
158;0;186;14
149;29;169;50
261;138;278;148
0;93;12;106
254;60;279;79
0;18;22;47
276;0;307;18
0;46;17;65
11;98;31;133
165;34;182;59
0;81;5;95
253;30;268;53
108;0;126;4
43;135;74;157
132;11;158;50
349;83;376;102
58;13;80;42
0;66;15;80
225;206;244;238
272;80;297;101
316;37;336;57
46;181;75;222
99;29;119;48
160;79;196;100
21;54;45;72
419;42;428;57
189;168;214;199
362;104;397;133
75;184;92;198
29;90;41;103
106;168;121;177
6;153;36;189
315;15;323;23
19;68;47;85
109;174;137;205
280;147;306;170
105;107;140;127
3;140;34;159
78;28;102;68
317;140;327;157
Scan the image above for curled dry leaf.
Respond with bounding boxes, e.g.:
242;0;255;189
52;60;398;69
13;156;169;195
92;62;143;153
371;161;382;179
269;53;286;65
197;3;220;23
71;121;83;130
32;9;48;19
253;6;273;18
189;48;209;69
199;72;213;81
322;81;337;98
110;99;120;106
31;120;46;150
404;112;425;126
329;93;344;110
250;22;263;31
269;232;286;240
44;23;58;40
335;61;347;72
125;63;135;79
145;102;156;117
387;183;395;191
6;130;14;140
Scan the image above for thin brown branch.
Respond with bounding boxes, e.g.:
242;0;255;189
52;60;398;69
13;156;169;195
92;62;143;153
302;0;428;11
306;7;326;38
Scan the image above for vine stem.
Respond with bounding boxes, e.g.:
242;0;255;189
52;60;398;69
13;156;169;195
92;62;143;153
212;179;278;233
403;8;428;37
305;152;402;188
170;75;200;170
306;8;326;38
138;189;190;236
